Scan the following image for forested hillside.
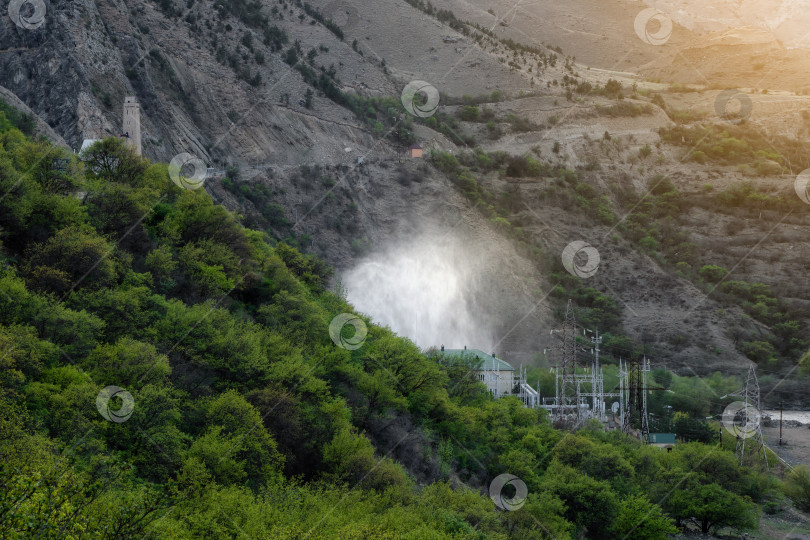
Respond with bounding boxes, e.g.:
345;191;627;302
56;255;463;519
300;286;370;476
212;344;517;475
0;104;807;538
3;0;810;380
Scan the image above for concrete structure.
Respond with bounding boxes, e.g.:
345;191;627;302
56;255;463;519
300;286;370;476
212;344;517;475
122;96;142;155
79;139;100;153
439;347;514;397
408;144;423;158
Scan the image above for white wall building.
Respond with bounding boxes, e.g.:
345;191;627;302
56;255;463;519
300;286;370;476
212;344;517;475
439;347;515;397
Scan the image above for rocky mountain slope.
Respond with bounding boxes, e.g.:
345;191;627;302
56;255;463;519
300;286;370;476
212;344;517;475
1;0;809;404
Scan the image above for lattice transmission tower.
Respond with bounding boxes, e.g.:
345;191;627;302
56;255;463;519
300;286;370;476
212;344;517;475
551;300;582;427
731;365;768;469
618;356;651;442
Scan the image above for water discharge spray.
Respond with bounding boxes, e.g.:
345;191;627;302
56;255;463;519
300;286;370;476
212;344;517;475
343;234;495;351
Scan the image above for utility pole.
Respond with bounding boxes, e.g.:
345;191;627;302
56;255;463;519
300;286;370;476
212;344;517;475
666;405;673;432
584;328;604;421
594;330;603;420
779;401;783;446
619;358;629;433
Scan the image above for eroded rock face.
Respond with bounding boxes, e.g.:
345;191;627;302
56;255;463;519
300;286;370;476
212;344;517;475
2;1;150;152
0;0;555;360
2;0;807;385
0;83;67;145
0;0;394;164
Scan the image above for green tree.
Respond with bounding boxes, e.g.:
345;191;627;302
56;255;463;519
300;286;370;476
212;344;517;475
145;244;178;292
81;137;149;186
610;494;678;539
668;483;758;534
274;241;333;292
742;340;779;364
191;390;285;488
541;463;619;537
0;99;35;134
85;180;156;238
322;427;407;490
160;189;252;257
673;413;716;443
801;348;810;374
784;465;810;512
22;226;117;294
501;492;575;539
0;324;59;393
177;239;240;295
672;443;748;492
116;384;189;482
699;264;729;284
23;365;98;439
83;337;171;387
70;284;168;342
433;351;487;405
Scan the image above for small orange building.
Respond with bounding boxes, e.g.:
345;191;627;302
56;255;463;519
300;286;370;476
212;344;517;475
408;144;423;158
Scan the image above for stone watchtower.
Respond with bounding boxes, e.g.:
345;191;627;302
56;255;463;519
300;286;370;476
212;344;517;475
122;96;142;155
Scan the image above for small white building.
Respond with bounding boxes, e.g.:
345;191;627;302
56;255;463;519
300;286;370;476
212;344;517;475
439;347;515;397
80;139;100;153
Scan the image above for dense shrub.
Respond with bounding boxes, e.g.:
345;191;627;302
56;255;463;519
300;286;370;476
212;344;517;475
0;102;778;539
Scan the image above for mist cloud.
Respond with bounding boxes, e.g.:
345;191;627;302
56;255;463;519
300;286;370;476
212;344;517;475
343;234;495;351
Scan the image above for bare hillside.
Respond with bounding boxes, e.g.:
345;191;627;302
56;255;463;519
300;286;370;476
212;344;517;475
1;0;808;404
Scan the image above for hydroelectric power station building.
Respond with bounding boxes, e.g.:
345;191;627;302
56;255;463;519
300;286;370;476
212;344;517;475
437;347;539;408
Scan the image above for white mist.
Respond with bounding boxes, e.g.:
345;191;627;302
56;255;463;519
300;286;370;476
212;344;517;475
342;235;495;351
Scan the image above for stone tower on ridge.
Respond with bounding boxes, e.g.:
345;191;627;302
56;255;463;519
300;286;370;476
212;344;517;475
122;96;142;155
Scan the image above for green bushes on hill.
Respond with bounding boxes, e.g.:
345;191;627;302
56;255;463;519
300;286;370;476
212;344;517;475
661;123;810;173
0;100;35;135
0;111;777;537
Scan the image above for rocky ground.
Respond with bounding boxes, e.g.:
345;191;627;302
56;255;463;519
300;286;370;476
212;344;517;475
763;422;810;468
0;0;808;384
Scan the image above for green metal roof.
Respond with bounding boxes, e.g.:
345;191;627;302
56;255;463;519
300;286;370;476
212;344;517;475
649;433;676;444
439;349;514;371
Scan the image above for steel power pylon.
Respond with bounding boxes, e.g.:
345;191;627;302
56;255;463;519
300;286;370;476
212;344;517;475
551;300;582;427
732;365;768;469
546;302;619;429
584;328;605;421
640;356;650;442
619;359;629;432
619;355;654;442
